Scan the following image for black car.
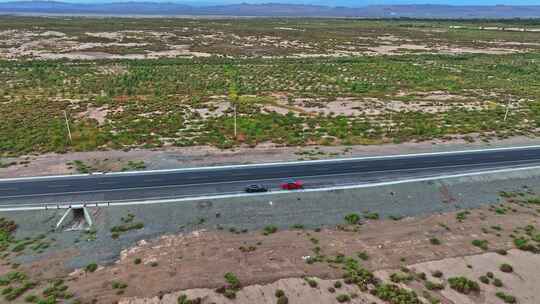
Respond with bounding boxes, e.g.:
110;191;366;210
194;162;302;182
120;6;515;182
245;184;269;193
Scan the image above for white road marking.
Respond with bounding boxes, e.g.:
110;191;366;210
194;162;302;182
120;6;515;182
2;145;540;182
1;165;540;212
0;159;539;200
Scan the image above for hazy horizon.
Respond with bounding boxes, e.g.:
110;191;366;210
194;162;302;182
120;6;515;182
1;0;540;6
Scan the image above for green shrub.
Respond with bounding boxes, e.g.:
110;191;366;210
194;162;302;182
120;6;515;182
357;251;369;261
274;289;285;298
373;284;422;304
262;225;277;235
344;213;360;225
112;281;127;289
500;264;513;273
336;294;351;303
305;278;318;288
425;281;444;290
277;296;289;304
471;239;488;250
223;289;236;299
24;294;38;303
390;272;414;283
224;272;240;289
85;263;98;273
431;270;443;278
496;292;517;303
364;212;379;220
429;238;441;245
448;277;480;294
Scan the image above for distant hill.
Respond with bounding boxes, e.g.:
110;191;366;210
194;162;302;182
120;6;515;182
1;1;540;18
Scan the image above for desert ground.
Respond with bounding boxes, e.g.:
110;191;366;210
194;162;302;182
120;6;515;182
1;18;540;173
1;178;540;304
1;16;540;304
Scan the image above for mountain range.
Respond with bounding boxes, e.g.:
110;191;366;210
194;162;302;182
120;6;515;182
1;1;540;18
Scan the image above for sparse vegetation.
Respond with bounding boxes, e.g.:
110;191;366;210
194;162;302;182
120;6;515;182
336;294;351;302
84;263;98;273
357;251;369;261
448;277;480;294
429;238;441;245
471;239;489;250
496;291;517;303
110;213;144;239
500;263;514;273
262;225;278;235
344;213;361;225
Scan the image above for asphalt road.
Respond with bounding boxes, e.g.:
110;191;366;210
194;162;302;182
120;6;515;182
1;146;540;206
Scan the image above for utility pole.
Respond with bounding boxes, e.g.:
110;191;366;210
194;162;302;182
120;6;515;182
504;95;511;122
233;103;237;138
63;110;72;143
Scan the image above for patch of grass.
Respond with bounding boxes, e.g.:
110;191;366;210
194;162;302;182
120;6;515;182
121;160;146;171
496;292;517;303
456;211;470;222
471;239;488;250
110;214;144;239
364;212;379;220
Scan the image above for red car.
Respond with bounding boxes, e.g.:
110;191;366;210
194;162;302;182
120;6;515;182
281;179;304;190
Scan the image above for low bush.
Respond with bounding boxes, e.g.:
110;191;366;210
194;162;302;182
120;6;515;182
85;263;98;273
500;264;513;273
425;281;444;290
344;213;360;225
262;225;277;235
448;277;480;294
471;239;488;250
336;294;351;303
496;292;517;303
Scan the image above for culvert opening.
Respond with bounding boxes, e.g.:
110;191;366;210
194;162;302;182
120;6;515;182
56;207;93;231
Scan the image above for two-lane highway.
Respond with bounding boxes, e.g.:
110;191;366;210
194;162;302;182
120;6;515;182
2;146;540;206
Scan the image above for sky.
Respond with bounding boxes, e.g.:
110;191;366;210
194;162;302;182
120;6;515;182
2;0;540;5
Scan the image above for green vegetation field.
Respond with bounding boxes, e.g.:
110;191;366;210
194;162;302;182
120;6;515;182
1;17;540;157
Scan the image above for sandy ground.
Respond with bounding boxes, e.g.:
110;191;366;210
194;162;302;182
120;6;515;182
54;200;538;303
118;249;540;304
1;135;539;178
0;26;534;60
